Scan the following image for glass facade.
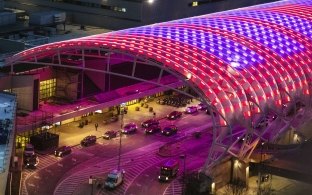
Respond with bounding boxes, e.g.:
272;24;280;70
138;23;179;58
40;79;56;100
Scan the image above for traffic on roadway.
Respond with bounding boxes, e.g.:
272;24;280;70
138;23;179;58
21;98;213;195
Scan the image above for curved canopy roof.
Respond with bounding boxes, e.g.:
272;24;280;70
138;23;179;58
7;0;312;126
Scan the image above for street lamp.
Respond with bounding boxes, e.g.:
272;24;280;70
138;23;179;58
258;142;265;194
180;154;186;195
117;109;125;170
89;176;94;195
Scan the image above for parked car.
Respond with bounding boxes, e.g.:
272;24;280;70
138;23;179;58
54;146;72;157
161;125;178;136
80;135;97;147
185;106;198;114
198;103;208;111
144;125;161;134
141;119;159;128
167;111;182;120
103;130;118;140
24;144;35;157
122;123;137;134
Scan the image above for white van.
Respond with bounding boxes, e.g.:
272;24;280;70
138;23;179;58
104;169;125;189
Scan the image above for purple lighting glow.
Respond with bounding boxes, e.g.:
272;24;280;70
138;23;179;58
6;0;312;126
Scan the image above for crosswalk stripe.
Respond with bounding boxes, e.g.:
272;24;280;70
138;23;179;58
54;141;165;195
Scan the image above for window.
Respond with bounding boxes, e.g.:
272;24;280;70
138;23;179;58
189;0;225;7
60;0;127;12
192;1;198;7
40;79;56;100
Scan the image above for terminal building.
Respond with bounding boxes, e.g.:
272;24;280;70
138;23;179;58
0;0;311;193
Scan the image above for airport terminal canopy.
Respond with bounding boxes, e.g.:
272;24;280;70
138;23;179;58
7;0;312;127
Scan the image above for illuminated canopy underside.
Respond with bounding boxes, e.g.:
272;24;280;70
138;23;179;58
8;0;312;126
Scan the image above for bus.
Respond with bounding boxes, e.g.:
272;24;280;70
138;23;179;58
158;159;179;182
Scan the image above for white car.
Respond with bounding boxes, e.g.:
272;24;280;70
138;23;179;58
185;106;198;114
104;169;125;189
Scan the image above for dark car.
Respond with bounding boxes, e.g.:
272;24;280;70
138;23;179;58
121;123;137;134
144;125;161;134
24;154;39;168
103;130;118;140
185;106;198;114
198;103;208;111
81;135;97;147
161;125;178;136
24;144;35;157
54;146;72;157
141;119;159;128
167;111;182;120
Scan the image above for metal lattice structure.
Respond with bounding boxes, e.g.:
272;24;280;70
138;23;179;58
4;0;312;171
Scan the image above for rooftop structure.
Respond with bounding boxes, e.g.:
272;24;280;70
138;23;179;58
5;0;278;30
3;0;312;172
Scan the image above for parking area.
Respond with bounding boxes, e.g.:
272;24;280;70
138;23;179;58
55;98;211;148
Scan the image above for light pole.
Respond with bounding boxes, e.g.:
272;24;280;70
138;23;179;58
89;176;94;195
180;154;186;195
258;142;264;195
117;108;124;170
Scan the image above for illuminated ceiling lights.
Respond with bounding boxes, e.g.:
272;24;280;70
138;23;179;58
186;72;192;80
147;0;154;4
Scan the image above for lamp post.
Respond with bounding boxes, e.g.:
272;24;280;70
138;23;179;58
89;176;94;195
180;154;186;195
258;142;264;194
117;108;124;170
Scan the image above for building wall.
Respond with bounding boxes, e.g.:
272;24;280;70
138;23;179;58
11;74;39;111
5;0;278;29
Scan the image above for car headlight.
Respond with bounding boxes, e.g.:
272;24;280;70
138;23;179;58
166;177;168;180
158;176;161;179
27;163;30;166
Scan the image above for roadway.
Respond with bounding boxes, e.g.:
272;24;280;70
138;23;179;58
21;100;213;195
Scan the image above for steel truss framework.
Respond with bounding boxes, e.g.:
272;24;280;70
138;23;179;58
4;0;312;173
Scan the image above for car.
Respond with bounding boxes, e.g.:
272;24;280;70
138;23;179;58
144;125;161;134
104;169;125;189
185;106;198;114
141;119;159;128
24;154;39;168
24;144;35;157
158;159;179;182
121;123;137;134
103;130;118;140
167;111;182;120
80;135;97;146
198;103;208;110
54;146;72;157
161;125;178;136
